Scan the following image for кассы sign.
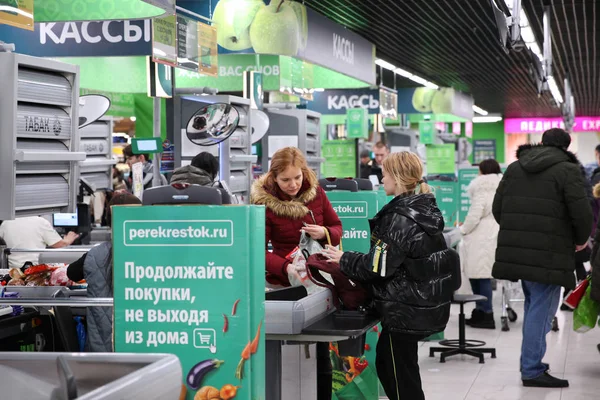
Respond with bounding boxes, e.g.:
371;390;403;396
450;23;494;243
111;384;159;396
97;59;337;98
308;88;380;115
0;20;152;57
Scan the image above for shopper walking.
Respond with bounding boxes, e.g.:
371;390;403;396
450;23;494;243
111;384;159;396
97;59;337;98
460;159;502;329
251;146;342;400
492;128;592;388
323;152;457;400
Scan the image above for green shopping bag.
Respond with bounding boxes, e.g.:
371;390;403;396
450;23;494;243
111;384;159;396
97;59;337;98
334;366;379;400
573;285;600;333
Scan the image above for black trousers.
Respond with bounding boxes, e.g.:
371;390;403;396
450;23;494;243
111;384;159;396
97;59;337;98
376;330;425;400
316;342;332;400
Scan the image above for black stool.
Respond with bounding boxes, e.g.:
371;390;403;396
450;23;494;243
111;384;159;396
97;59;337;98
429;294;497;364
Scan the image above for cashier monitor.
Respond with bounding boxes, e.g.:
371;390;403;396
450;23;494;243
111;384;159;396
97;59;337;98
53;212;78;231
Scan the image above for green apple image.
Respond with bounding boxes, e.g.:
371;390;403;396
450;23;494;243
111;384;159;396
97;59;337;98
431;87;454;114
249;0;300;56
287;0;308;51
0;0;19;15
412;87;436;113
213;0;264;51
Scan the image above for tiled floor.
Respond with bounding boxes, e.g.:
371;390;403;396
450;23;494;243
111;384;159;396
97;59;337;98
412;283;600;400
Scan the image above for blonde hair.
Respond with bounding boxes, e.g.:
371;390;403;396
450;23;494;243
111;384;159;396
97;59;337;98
383;152;431;195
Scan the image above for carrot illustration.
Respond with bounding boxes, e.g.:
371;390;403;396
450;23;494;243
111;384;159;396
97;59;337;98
250;321;262;354
235;321;262;380
223;314;229;333
231;299;240;316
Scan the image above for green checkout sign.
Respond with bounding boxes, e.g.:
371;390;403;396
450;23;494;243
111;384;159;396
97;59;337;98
458;168;480;223
430;180;459;228
113;205;266;400
325;191;382;254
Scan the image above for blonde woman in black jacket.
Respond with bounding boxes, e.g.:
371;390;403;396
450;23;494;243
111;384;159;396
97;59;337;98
323;152;458;400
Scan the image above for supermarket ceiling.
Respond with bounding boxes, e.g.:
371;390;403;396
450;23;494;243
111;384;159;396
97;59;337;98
303;0;599;118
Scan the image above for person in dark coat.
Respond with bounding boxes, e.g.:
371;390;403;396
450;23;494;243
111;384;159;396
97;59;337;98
323;152;458;400
170;151;218;186
492;128;592;388
67;193;142;352
251;146;342;400
590;183;600;304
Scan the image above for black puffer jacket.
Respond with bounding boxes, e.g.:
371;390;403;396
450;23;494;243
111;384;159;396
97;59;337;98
492;144;593;290
339;193;458;336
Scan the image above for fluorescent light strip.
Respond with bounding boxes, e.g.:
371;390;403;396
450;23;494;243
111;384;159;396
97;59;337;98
375;59;396;70
378;59;438;89
473;116;502;123
409;75;439;89
472;105;489;116
394;67;413;78
547;76;564;103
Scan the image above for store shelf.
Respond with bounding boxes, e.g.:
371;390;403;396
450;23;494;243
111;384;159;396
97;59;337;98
262;108;323;177
0;53;81;220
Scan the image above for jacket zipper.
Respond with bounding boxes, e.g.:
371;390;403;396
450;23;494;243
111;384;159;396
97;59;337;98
309;210;316;224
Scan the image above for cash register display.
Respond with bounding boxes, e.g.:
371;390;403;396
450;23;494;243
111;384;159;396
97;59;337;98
53;212;78;227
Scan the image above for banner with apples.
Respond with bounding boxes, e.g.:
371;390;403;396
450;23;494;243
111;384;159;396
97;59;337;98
397;87;475;122
205;0;376;85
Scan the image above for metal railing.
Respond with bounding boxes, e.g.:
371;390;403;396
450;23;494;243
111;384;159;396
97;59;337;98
0;298;113;307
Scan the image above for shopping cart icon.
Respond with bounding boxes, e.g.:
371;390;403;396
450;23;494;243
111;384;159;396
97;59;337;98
193;328;217;353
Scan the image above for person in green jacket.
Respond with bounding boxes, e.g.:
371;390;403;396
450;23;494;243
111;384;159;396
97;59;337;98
492;128;592;388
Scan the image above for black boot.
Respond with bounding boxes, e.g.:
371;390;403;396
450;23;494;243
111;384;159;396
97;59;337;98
466;309;484;326
470;312;496;329
522;372;569;388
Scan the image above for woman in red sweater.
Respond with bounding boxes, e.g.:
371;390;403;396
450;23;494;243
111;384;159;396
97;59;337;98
251;146;342;286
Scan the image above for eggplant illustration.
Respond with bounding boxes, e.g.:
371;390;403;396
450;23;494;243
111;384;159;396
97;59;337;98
186;359;225;390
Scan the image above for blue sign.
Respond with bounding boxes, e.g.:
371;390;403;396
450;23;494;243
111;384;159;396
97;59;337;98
0;20;152;57
308;88;380;115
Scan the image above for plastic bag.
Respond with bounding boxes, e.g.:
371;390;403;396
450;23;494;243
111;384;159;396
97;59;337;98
75;316;87;352
49;268;74;286
287;231;332;293
563;277;590;310
299;230;325;256
573;285;600;333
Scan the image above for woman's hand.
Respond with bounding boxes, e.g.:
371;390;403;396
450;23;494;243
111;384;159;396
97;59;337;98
322;245;344;263
302;224;327;240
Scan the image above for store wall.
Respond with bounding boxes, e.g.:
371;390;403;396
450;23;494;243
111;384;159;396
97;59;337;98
574;132;600;165
469;121;506;164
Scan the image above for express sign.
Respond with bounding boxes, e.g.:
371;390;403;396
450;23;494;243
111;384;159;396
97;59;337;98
505;117;600;133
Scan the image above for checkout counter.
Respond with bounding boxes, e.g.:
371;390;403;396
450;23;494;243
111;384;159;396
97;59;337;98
0;178;461;400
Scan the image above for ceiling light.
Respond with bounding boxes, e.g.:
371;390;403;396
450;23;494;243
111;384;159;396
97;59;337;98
394;67;413;78
472;105;489;115
521;26;536;43
529;42;543;60
409;75;439;89
547;76;564;103
473;116;502;123
375;59;396;71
